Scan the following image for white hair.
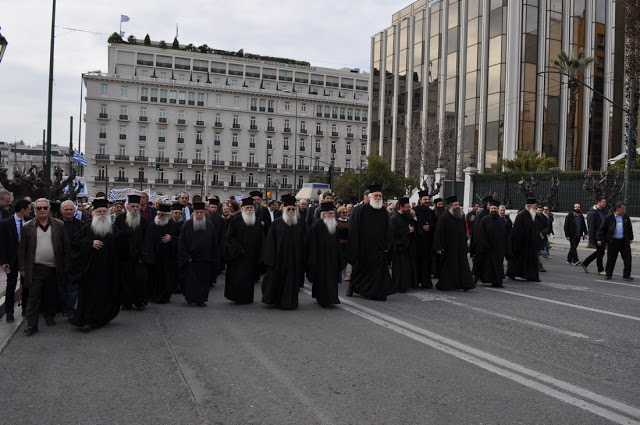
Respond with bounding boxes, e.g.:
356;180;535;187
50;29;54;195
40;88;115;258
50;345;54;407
323;217;337;234
192;215;206;231
35;198;50;207
241;209;256;226
282;208;298;227
61;200;75;210
369;195;383;210
154;214;169;227
125;205;141;229
90;213;113;237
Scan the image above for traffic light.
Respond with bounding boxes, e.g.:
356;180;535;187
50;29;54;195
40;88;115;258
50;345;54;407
156;166;163;171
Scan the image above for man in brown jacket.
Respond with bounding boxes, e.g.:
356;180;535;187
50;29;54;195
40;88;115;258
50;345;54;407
18;198;69;335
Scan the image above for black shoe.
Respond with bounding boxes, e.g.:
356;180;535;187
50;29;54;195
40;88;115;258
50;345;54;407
491;283;504;288
121;305;133;311
346;284;353;297
6;313;14;323
605;275;612;280
45;316;56;326
528;279;541;282
423;280;433;289
23;326;38;336
581;263;589;273
196;302;207;307
135;304;145;311
21;309;27;317
623;276;634;281
507;276;516;281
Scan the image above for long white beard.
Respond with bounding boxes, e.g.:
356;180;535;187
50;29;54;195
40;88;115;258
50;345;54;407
283;211;298;227
193;216;206;232
323;217;337;234
126;210;141;229
154;215;169;227
529;208;536;220
91;215;113;237
242;210;256;226
370;199;383;210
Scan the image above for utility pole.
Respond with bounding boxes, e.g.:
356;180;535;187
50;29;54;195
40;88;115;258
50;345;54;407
624;78;636;208
45;0;57;195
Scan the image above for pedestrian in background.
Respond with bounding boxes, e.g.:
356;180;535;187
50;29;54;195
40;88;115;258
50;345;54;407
535;205;552;271
582;197;607;275
563;203;587;266
541;205;554;259
597;202;633;281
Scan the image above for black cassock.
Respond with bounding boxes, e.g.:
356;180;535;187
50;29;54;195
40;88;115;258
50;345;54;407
114;214;151;307
261;218;306;309
432;212;475;291
506;209;540;281
346;204;394;299
69;224;121;328
474;213;510;286
390;211;419;291
413;204;435;287
470;209;490;257
178;219;219;304
148;220;179;303
308;220;344;306
224;215;263;304
207;213;226;280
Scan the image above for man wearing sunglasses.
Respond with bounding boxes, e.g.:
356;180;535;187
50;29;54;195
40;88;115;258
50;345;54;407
18;198;69;336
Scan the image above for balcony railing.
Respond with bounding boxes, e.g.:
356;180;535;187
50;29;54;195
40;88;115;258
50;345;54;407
214;122;223;128
115;155;129;161
192;159;206;165
98;113;109;119
99;132;106;138
281;183;293;189
332;114;338;119
228;70;243;76
174;158;187;164
247;72;260;78
299;146;306;152
340;115;346;119
177;119;186;125
196;139;203;145
191;180;204;185
94;176;108;182
118;115;129;121
137;59;153;66
211;160;225;166
198;101;204;106
177;137;184;143
283;145;289;151
138;116;148;122
268;108;274;113
360;134;367;139
249;125;258;131
232;123;241;129
229;182;242;187
134;156;148;162
139;136;147;141
332;132;339;137
173;179;186;185
281;164;293;169
156;62;171;68
119;134;127;140
311;80;324;85
95;154;110;160
246;162;259;168
155;179;168;184
315;148;321;153
246;182;259;188
313;166;325;171
316;130;324;136
326;82;339;87
295;78;308;83
150;97;158;102
278;76;292;81
229;161;243;167
347;133;354;138
156;157;169;163
356;86;368;91
211;181;225;186
160;98;167;103
299;129;308;134
341;84;354;89
188;100;195;105
266;126;275;132
249;143;256;149
194;66;208;72
134;177;148;183
250;106;257;111
157;118;168;124
140;96;148;101
195;120;205;126
283;128;291;133
262;74;276;80
347;116;353;120
211;68;226;74
175;64;190;70
115;177;129;183
297;165;310;170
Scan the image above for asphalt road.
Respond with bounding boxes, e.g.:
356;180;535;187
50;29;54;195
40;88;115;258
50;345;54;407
1;247;639;425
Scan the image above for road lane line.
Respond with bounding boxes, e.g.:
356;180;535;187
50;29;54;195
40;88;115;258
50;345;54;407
594;280;640;288
301;289;640;424
491;289;640;322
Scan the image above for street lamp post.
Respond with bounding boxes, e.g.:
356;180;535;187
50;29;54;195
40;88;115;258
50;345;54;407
138;167;144;191
45;0;57;194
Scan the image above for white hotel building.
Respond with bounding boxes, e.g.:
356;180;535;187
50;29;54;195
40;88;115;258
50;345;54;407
83;41;369;200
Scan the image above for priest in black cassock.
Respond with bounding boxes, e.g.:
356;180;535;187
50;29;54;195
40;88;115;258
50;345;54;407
171;203;185;294
206;197;226;281
224;198;263;304
390;197;420;292
148;204;180;303
346;184;394;301
69;199;121;330
506;198;541;282
432;195;475;291
114;194;151;310
413;190;435;288
171;203;184;230
250;190;272;236
470;195;493;258
308;201;344;307
178;202;219;307
473;200;510;287
261;195;306;309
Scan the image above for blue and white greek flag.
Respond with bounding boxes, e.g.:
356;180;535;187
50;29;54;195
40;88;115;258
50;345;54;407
108;189;116;202
121;15;130;22
72;150;88;167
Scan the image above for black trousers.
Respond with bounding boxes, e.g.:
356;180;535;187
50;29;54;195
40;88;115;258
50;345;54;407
26;264;57;328
567;237;581;263
605;239;632;278
583;244;605;272
4;267;29;315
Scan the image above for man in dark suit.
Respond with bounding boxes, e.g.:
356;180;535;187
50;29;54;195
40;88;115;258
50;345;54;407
597;202;634;280
178;192;193;222
0;191;12;221
59;200;86;317
139;192;157;223
0;199;31;323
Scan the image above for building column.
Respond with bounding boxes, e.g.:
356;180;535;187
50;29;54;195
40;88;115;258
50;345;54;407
390;22;401;171
434;166;447;186
477;0;490;171
601;0;616;169
437;1;449;161
534;3;548;153
367;37;375;156
502;0;523;160
378;30;387;157
456;0;468;179
463;165;478;211
558;0;572;170
421;6;432;180
405;16;415;177
581;0;594;169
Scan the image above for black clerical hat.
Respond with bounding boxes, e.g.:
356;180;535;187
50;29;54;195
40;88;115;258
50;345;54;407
418;190;429;198
92;198;109;209
490;200;501;207
241;198;254;207
249;191;263;198
171;203;182;211
526;197;538;205
445;195;458;204
320;201;335;212
127;194;141;204
50;200;61;213
158;203;171;213
368;184;382;194
481;195;494;204
208;198;220;206
397;197;410;206
433;198;443;205
192;202;206;211
281;195;296;207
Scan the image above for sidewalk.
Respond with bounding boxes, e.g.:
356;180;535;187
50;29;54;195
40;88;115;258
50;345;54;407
546;234;640;257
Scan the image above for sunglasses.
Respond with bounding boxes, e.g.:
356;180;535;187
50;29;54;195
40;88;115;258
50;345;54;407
36;206;49;211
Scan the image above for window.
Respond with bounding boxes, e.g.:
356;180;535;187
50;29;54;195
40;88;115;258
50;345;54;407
317;105;323;116
232;152;238;163
315;140;321;152
139;127;147;137
197;93;204;104
283;137;289;150
268;100;274;111
298;176;304;188
212;171;219;183
195;150;202;160
177;169;183;180
213;151;220;161
177;149;184;159
120;105;128;117
101;84;108;94
231;172;237;184
158;147;165;158
248;173;254;184
346;142;351;154
347;108;353;118
233;96;240;106
216;95;222;105
179;92;186;103
232;134;238;147
266;136;273;149
265;83;271;90
301;104;306;112
119;145;126;156
249;153;255;164
140;107;147;118
250;135;256;147
159;109;167;119
250;116;256;127
300;139;305;150
178;74;186;81
188;92;195;103
316;122;322;132
177;130;184;141
160;71;167;79
355;110;361;120
340;107;345;117
267;118;273;128
248;81;255;88
285;102;290;111
119;125;127;137
138;146;146;157
157;168;164;180
283;156;289;165
315;157;320;167
331;141;336;153
98;166;105;178
99;124;106;136
170;91;177;102
100;104;107;115
120;86;128;96
346;159;351;169
214;77;221;85
151;89;158;100
284;119;290;130
141;88;148;98
215;113;222;124
197;112;204;122
250;98;257;110
119;167;126;179
361;143;366;155
332;124;337;133
267;154;272;165
233;115;239;126
300;121;306;131
196;131;203;143
98;144;106;155
214;133;221;144
282;175;288;185
347;125;352;134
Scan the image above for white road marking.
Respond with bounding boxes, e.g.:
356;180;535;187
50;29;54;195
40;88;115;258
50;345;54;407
490;289;640;322
539;282;589;291
301;288;640;424
594;279;640;288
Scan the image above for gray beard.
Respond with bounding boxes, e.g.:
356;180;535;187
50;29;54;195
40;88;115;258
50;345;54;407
370;199;383;210
242;211;256;226
192;216;206;232
530;208;536;220
449;207;464;220
323;217;337;234
172;215;182;223
91;215;113;237
282;211;298;227
126;210;141;229
154;215;169;227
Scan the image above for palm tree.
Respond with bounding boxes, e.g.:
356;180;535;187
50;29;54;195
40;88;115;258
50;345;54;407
499;150;557;172
625;1;640;169
553;49;594;171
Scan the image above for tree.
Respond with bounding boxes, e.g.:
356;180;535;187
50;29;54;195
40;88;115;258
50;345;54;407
499;150;558;172
172;37;180;49
143;34;151;45
609;153;640;171
553;49;594;171
107;32;124;43
159;40;167;49
127;35;137;44
333;155;416;204
625;1;640;170
198;44;210;54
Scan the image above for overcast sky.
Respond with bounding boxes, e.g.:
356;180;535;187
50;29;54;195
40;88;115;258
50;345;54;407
0;0;408;149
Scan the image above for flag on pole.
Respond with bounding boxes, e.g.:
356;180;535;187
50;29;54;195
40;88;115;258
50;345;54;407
121;15;130;22
72;150;88;167
108;189;116;202
176;23;179;39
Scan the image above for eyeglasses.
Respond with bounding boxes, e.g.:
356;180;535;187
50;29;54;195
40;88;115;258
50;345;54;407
36;206;49;211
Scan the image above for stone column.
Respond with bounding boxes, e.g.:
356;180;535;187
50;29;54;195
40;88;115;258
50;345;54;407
463;166;478;211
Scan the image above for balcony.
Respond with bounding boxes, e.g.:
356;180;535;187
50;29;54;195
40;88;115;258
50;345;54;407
346;150;352;155
213;122;223;128
331;132;339;137
140;96;148;101
193;120;205;127
310;80;324;85
355;116;361;121
340;115;346;119
313;166;325;171
332;114;338;119
347;116;353;120
232;123;241;129
99;132;106;139
246;72;260;78
246;162;259;168
356;86;368;91
170;99;176;104
118;114;129;121
299;129;308;135
231;142;239;147
177;119;186;125
325;113;330;118
98;113;109;119
229;161;243;167
266;126;275;132
95;154;110;160
94;176;108;182
192;159;206;165
188;100;195;105
156;62;171;68
115;155;129;161
316;112;323;117
134;177;148;184
194;66;208;72
211;68;226;74
176;137;183;143
155;179;168;184
326;82;339;88
139;136;147;141
316;130;324;136
249;125;258;131
295;78;308;83
267;107;274;113
197;101;204;106
229;70;243;76
119;134;127;140
137;59;153;66
150;97;158;102
278;76;292;81
283;145;290;151
299;146;306;152
334;167;342;172
281;164;293;169
315;148;321;153
160;98;167;103
173;179;186;185
191;180;204;185
246;182;259;188
283;128;291;133
360;134;367;139
158;136;165;143
175;64;190;70
259;107;266;112
266;144;273;150
341;84;354;89
156;157;169;163
213;140;220;146
134;156;148;162
229;182;242;187
211;160;225;166
250;106;257;111
362;117;368;122
157;118;168;124
138;116;148;122
115;177;129;183
179;100;186;104
297;165;310;170
281;183;293;189
174;158;188;164
249;143;256;149
211;181;224;186
195;139;203;145
347;133;354;138
262;74;276;80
